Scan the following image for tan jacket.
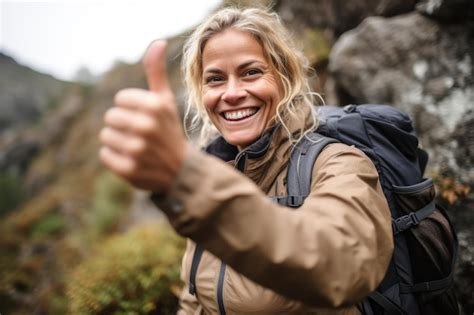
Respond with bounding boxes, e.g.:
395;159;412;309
153;114;393;314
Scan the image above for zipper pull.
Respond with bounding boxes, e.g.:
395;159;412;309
235;152;247;172
344;104;358;113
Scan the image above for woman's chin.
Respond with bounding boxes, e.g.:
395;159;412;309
224;131;261;150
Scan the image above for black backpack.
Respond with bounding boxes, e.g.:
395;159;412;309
273;104;459;315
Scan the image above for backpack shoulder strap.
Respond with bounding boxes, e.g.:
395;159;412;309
273;133;338;208
189;243;203;295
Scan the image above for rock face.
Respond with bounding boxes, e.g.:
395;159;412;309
0;140;39;176
277;0;417;39
0;53;69;135
0;52;76;216
416;0;474;22
450;197;474;315
329;12;474;183
275;0;474;186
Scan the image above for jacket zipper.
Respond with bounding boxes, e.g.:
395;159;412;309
235;151;247;172
217;263;227;315
216;151;247;315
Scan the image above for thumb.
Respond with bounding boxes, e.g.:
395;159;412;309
144;40;172;93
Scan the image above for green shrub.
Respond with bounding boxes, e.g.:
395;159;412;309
87;171;132;238
31;212;65;237
0;172;26;217
67;224;185;314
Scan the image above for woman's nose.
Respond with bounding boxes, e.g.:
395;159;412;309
222;79;247;104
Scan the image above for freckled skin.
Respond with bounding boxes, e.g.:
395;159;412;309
202;29;282;151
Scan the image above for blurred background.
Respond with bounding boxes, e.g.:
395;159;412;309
0;0;473;314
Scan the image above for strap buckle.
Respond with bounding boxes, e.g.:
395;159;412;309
392;212;419;234
271;195;305;208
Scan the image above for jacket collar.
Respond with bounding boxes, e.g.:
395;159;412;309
205;105;313;193
205;126;279;163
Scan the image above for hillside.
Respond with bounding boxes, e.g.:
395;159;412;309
0;52;70;136
0;34;189;313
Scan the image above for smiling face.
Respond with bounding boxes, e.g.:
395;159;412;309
201;29;282;151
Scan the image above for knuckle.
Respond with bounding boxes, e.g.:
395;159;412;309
119;159;138;178
136;117;157;136
158;101;172;115
99;127;118;147
103;109;112;124
144;93;162;114
98;128;107;143
99;146;137;179
159;93;175;109
145;93;175;116
99;131;111;147
104;108;118;124
128;139;147;156
98;146;109;164
114;88;134;104
114;89;129;106
114;91;123;105
162;91;175;103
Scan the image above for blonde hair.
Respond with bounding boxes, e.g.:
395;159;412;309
182;7;320;147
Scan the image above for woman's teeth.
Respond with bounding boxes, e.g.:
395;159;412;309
223;108;258;121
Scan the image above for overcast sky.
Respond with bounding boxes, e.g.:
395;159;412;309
0;0;221;81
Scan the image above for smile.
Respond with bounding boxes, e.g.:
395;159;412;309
222;108;259;121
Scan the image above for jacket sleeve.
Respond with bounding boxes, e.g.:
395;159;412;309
153;144;393;308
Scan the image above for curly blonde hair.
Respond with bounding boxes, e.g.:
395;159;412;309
182;7;320;147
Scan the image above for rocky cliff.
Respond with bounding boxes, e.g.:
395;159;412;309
277;0;474;186
0;52;69;136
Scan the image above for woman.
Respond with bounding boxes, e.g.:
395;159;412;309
99;7;393;314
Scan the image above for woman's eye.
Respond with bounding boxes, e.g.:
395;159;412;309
205;76;223;84
244;69;261;77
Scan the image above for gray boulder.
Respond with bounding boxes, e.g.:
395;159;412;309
328;12;474;184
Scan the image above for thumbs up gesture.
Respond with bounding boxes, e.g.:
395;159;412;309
99;40;188;193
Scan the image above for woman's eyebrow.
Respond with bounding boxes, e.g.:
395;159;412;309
237;60;264;70
203;60;266;74
203;67;222;75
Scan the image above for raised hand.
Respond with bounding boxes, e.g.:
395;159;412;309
99;40;188;193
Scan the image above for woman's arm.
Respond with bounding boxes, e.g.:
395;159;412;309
152;143;393;308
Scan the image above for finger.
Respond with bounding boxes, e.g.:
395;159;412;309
99;146;164;191
99;146;136;177
144;40;171;93
114;88;162;114
104;107;158;136
99;127;146;157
